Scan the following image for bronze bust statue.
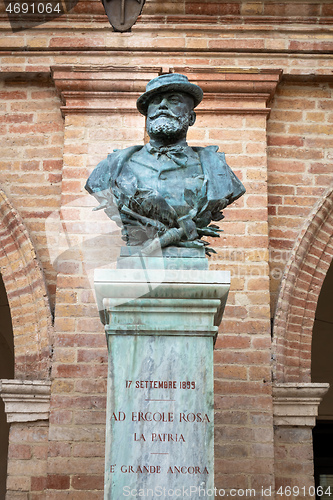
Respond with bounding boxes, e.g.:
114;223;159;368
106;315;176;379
85;73;245;255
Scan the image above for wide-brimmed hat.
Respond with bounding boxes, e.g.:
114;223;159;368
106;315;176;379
136;73;203;116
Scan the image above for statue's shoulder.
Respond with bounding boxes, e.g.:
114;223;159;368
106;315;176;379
193;145;227;163
107;145;143;161
194;145;246;199
85;145;143;194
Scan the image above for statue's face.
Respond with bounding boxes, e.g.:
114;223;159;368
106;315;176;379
146;91;195;141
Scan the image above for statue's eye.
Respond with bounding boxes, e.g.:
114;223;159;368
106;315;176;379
150;96;162;105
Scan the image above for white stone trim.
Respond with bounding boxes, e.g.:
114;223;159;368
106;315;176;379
273;382;329;427
0;379;51;423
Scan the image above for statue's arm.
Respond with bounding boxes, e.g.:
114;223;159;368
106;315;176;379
85;146;143;210
216;151;246;203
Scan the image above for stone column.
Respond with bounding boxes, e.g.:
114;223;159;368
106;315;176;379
0;380;51;497
95;263;230;498
273;383;329;497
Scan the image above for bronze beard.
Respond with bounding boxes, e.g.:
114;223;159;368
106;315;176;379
146;112;191;140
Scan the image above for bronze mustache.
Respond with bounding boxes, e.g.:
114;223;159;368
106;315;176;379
150;111;179;120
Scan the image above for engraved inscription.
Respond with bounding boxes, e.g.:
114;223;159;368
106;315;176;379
125;380;196;389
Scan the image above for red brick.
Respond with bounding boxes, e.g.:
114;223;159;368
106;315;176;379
264;3;319;16
49;37;105;48
216;335;251;349
71;475;104;490
215;350;271;365
248;366;271;381
42;159;63;171
32;444;48;460
45;491;103;500
0;113;33;123
8;444;32;460
31;477;47;492
72;443;105;458
215;380;271;396
74;379;108;394
53;363;107;378
49;410;73;425
267;135;304;147
48;442;72;458
47;475;70;490
0;91;27;99
77;349;108;363
223;306;248;320
73;410;106;425
51;395;106;410
214;365;248;381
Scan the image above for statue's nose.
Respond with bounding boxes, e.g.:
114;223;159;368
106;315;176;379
158;97;168;108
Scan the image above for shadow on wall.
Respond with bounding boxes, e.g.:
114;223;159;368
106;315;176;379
312;260;333;418
0;274;14;498
312;259;333;487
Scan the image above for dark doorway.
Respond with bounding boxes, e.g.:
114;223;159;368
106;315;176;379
312;260;333;497
313;421;333;496
0;274;14;498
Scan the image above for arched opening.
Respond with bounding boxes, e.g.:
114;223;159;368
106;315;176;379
0;273;14;498
311;260;333;493
273;187;333;383
0;188;52;380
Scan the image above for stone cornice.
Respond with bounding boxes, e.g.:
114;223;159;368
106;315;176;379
52;66;162;94
1;14;333;30
173;67;282;111
272;383;329;427
0;379;51;423
52;66;281;116
52;66;161;116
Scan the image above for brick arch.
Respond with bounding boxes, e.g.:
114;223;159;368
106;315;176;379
273;186;333;383
0;189;52;379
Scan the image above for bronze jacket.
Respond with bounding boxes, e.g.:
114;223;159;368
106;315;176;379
85;145;245;214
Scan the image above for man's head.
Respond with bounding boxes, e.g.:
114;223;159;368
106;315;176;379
137;74;203;143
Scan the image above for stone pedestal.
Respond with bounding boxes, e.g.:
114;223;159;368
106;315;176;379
95;262;230;498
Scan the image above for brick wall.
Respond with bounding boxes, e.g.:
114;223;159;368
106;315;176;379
0;189;52;380
210;114;274;492
274;427;315;499
273;188;333;384
0;1;333;77
267;79;333;315
0;77;64;310
6;422;49;499
148;0;333;17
